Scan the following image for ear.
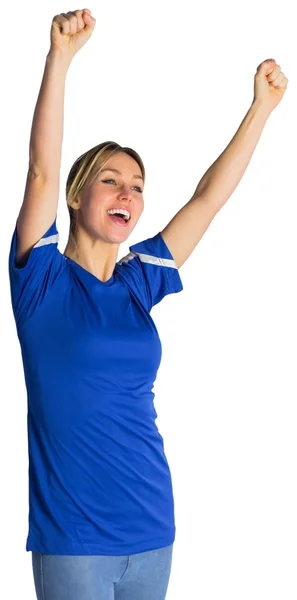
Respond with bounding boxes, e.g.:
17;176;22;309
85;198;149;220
68;194;82;211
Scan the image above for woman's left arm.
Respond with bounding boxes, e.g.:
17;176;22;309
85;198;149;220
161;58;288;269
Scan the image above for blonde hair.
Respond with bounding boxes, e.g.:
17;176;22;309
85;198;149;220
65;141;146;254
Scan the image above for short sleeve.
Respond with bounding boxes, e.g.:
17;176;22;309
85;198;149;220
8;218;67;328
117;231;183;312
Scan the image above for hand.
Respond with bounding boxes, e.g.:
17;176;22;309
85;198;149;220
253;59;288;115
50;9;96;62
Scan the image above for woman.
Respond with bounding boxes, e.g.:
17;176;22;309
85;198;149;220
8;8;288;600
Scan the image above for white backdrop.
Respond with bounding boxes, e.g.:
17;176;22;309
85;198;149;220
1;1;296;598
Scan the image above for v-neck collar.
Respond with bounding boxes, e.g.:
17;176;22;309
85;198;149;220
64;256;116;287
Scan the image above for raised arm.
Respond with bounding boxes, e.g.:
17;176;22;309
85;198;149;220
161;59;288;270
15;9;96;266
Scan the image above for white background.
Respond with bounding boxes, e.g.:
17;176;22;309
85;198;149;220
1;1;296;598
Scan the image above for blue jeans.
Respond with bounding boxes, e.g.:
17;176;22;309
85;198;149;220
32;543;173;600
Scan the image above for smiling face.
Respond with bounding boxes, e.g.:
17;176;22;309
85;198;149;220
73;152;145;244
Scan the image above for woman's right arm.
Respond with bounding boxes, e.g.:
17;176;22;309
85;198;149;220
16;52;70;265
16;10;96;266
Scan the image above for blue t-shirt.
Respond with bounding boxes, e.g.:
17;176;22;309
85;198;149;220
8;218;183;555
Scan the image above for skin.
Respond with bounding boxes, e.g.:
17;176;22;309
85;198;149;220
63;152;144;282
61;61;288;281
54;12;289;279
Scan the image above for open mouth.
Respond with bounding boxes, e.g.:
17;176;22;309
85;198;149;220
107;209;131;226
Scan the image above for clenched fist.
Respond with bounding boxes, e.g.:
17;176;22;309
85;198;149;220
254;59;288;114
50;9;96;61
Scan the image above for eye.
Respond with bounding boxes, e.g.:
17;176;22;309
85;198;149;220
102;179;143;193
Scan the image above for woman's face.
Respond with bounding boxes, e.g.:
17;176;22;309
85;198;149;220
76;152;144;244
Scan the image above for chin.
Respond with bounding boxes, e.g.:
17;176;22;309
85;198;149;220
107;220;138;242
106;228;133;244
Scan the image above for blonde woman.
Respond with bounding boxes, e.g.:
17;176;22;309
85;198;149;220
8;8;288;600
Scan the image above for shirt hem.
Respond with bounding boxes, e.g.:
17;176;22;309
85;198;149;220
26;528;176;556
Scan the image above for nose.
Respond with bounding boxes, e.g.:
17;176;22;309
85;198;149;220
119;185;133;201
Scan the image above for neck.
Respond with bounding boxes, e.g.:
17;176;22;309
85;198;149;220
63;231;120;283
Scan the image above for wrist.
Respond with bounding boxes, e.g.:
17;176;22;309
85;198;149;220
46;49;73;71
250;98;272;122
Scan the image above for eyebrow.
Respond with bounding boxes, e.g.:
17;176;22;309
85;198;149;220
99;168;143;181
